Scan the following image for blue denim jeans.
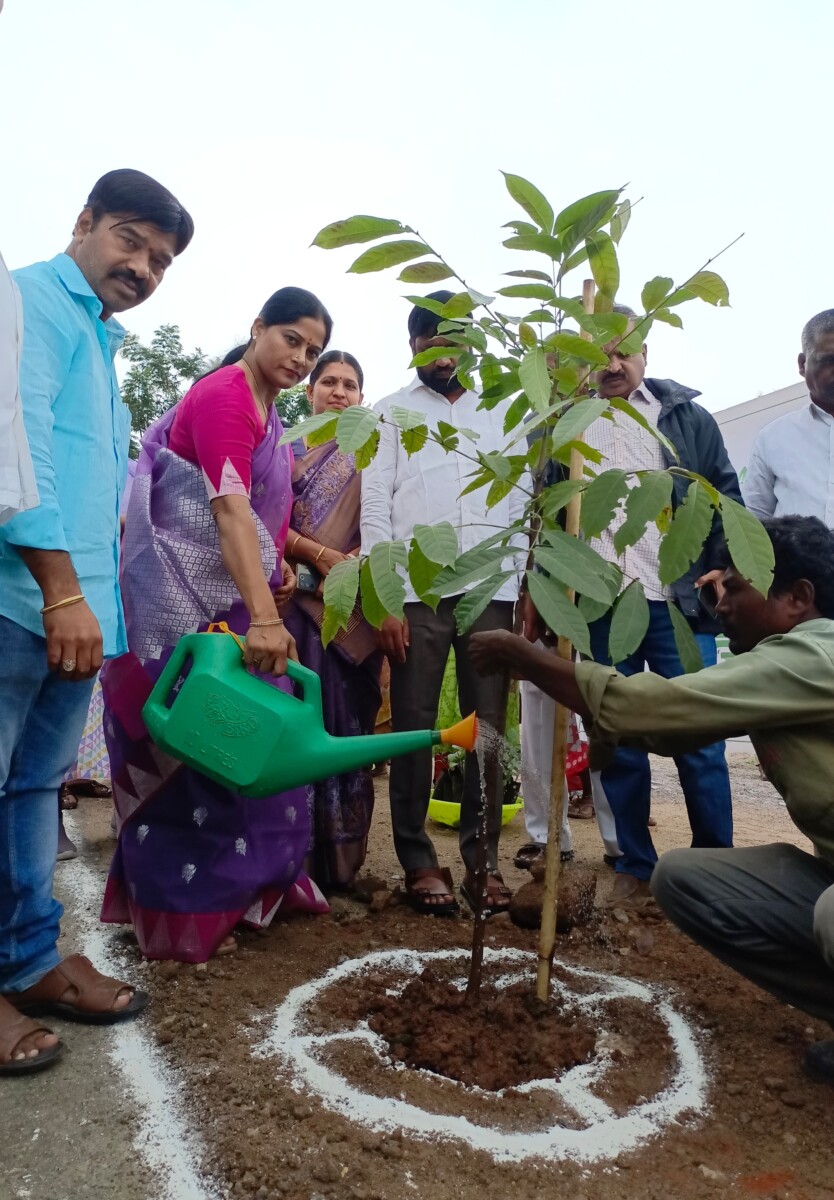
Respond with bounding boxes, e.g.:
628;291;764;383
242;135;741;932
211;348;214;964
0;615;94;992
589;601;733;881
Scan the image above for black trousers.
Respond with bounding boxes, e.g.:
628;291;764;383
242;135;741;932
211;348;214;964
388;597;513;873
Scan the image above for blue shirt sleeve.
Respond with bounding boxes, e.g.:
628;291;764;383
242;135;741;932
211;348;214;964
1;275;73;552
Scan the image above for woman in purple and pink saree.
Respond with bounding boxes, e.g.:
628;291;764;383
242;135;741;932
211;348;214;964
100;289;333;962
283;352;382;889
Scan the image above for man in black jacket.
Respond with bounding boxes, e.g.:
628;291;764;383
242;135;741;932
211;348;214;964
577;309;742;909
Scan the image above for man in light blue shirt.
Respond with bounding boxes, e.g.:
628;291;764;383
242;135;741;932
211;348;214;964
0;169;193;1075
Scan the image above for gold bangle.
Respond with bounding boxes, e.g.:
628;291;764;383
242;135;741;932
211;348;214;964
287;533;301;556
40;593;85;615
249;618;285;628
313;546;326;566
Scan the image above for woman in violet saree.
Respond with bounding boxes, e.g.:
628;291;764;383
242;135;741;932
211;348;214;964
283;352;382;888
100;288;333;962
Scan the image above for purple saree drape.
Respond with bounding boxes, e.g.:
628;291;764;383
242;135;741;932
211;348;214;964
283;440;381;888
100;405;327;963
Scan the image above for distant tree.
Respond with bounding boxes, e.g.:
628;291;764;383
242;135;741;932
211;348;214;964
277;382;312;428
121;324;207;457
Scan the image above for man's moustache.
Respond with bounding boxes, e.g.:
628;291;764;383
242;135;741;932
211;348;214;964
110;272;146;296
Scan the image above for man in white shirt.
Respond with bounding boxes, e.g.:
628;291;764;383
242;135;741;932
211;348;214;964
360;293;526;915
744;309;834;525
0;251;38;525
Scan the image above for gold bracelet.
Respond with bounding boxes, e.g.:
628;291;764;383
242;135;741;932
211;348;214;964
40;593;85;615
313;546;327;566
249;618;285;628
287;533;301;557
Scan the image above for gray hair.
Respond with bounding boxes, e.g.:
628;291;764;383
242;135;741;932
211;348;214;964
801;309;834;354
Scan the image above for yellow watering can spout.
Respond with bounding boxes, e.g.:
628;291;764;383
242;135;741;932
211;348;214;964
439;712;479;753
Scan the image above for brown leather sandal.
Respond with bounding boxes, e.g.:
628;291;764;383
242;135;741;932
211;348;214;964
8;955;148;1025
461;870;513;915
403;867;460;916
0;996;63;1075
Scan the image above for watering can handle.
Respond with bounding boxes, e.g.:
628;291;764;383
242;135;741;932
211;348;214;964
142;634;196;732
285;658;324;721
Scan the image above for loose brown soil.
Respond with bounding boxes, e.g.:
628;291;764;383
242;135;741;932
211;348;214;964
76;753;834;1200
362;969;597;1090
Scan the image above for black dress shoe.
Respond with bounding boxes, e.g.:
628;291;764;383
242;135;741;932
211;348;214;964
804;1040;834;1085
603;854;620;869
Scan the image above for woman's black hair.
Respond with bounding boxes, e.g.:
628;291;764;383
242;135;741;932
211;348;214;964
85;168;194;255
308;349;364;392
219;287;333;368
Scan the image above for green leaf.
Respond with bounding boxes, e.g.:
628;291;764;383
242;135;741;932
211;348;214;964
519;322;538;348
557;245;590;281
539;478;585;517
657;481;715;585
407;540;441;604
547;331;609;367
607;396;680;461
653;307;684;329
335;405;380;453
580;468;630;538
404;294;447;317
413;521;458;567
496;283;556;301
610;199;631;245
321;557;360;646
523;309;556;325
555;189;621;239
454;572;514;634
641;276;674;312
485;477;514;508
535;536;618;604
666;600;704;673
526;572;591;656
685;270;730;307
503;392;530;434
613;471;674;555
441;292;476;319
353;430;379;470
608;581;649;663
401;424;428;456
580;312;629;342
502;233;563;257
586;230;619;299
518;347;551;414
432;544;510;598
501;171;555;233
278;410;338;447
578;592;614;624
616;322;652;356
410;345;461;367
549;296;586;322
502;219;538;235
369;541;408;619
551;397;610;454
434;420;460;452
387;404;431;432
504;269;552;282
398;261;454;283
312;215;410;250
360;559;388;628
720;497;775;595
348;240;428;274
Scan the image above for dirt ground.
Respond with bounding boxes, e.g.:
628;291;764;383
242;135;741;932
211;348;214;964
7;752;834;1200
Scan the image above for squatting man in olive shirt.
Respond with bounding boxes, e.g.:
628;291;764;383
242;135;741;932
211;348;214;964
470;515;834;1085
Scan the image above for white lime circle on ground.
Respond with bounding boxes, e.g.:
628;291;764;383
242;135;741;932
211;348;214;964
257;946;708;1164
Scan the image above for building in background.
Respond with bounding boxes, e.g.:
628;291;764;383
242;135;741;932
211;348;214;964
714;381;809;477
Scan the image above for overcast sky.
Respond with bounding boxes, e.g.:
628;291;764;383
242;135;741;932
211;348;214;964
1;0;830;414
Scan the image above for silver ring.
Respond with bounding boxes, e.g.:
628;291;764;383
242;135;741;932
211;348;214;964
62;659;76;672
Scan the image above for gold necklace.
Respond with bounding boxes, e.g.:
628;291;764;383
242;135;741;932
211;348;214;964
242;358;271;425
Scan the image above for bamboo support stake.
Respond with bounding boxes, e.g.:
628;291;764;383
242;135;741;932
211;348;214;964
535;277;596;1002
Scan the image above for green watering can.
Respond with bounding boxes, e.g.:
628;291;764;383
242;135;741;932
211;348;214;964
142;628;479;797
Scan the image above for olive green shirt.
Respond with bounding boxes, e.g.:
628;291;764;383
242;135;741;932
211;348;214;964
576;619;834;865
